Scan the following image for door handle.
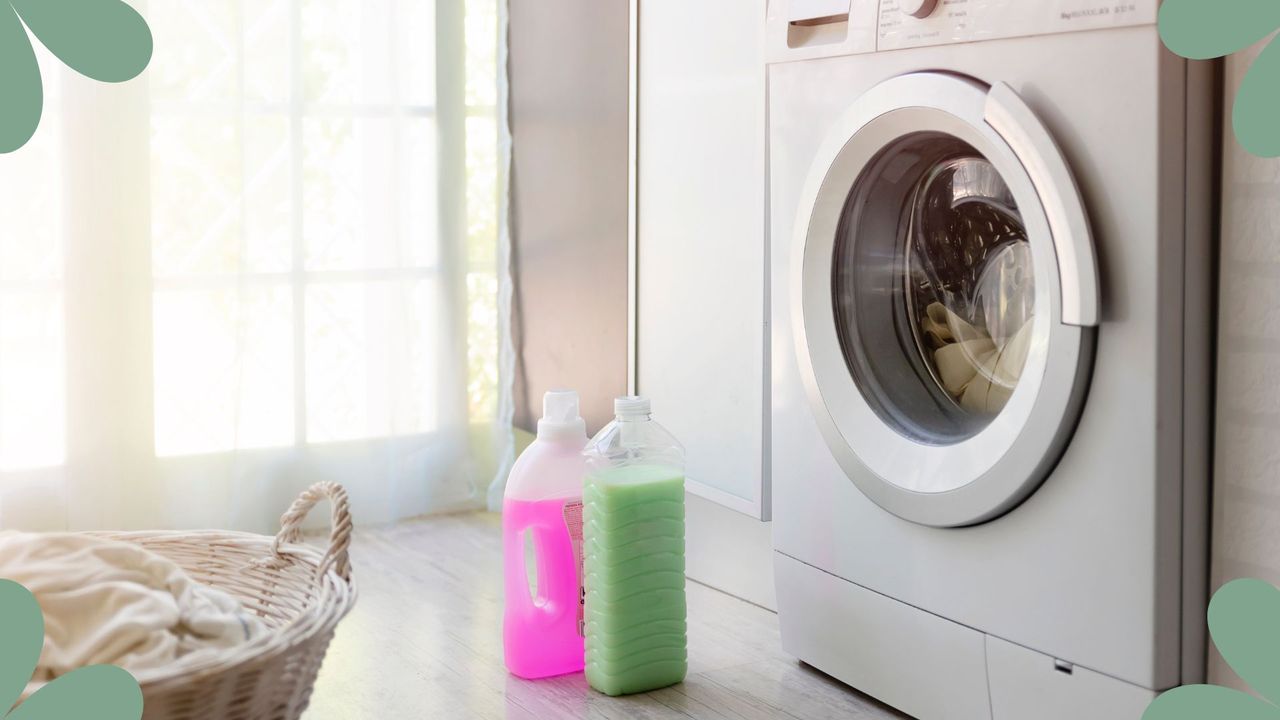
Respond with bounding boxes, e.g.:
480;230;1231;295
984;81;1101;328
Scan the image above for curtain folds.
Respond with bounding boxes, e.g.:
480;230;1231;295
487;0;516;511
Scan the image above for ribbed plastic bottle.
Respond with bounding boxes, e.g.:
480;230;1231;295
502;389;589;679
582;396;687;696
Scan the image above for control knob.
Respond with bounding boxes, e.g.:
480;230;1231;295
900;0;939;19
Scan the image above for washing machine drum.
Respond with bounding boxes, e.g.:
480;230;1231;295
793;72;1099;528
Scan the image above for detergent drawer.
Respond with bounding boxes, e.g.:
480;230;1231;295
986;635;1156;720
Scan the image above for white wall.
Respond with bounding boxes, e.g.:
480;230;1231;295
635;0;777;609
1211;41;1277;690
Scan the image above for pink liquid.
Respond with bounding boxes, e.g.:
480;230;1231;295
503;497;585;679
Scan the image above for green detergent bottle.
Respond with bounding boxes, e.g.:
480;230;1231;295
582;396;687;696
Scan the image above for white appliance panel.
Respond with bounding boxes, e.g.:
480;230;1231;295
637;0;770;518
770;26;1192;690
877;0;1157;50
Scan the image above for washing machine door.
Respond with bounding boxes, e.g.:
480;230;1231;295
792;72;1098;528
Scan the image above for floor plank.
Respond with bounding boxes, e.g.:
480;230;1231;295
305;512;908;719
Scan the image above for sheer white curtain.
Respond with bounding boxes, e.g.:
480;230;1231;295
0;0;512;532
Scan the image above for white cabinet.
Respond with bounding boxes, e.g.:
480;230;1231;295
636;0;769;519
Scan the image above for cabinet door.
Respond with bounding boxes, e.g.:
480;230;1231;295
636;0;769;519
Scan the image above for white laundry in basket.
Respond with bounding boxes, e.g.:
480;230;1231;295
0;531;265;682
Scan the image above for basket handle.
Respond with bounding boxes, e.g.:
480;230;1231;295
272;482;353;582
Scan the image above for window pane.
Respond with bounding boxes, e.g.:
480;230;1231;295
242;116;294;272
403;118;440;268
150;116;240;275
302;0;394;106
148;0;290;114
399;0;437;107
464;0;497;108
148;0;239;105
303;117;437;271
464;0;500;426
465;115;496;270
466;272;497;422
244;0;292;105
0;291;64;470
0;84;64;470
0;119;62;283
464;114;498;423
152;115;293;277
154;286;294;456
150;0;449;457
305;280;438;443
300;0;436;108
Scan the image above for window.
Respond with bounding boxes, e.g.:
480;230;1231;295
0;0;509;530
0;82;64;470
148;0;452;455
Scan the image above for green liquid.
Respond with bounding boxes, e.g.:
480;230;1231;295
583;465;687;696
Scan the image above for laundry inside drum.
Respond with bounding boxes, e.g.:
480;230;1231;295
832;133;1038;445
907;157;1035;419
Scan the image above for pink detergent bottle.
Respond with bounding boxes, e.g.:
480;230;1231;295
503;389;589;679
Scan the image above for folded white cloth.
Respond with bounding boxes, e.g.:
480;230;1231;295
0;531;265;681
926;301;1033;414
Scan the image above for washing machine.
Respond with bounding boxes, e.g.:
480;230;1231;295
768;1;1215;718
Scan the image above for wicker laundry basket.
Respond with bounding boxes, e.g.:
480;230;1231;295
90;482;357;720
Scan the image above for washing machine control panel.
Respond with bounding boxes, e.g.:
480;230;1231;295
878;0;1156;49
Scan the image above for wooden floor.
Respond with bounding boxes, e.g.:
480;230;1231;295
306;512;908;719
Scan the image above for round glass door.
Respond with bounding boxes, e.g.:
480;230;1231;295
833;133;1036;446
791;73;1098;527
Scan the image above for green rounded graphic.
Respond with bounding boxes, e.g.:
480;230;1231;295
1234;39;1280;159
0;579;143;719
1159;0;1280;157
1206;578;1280;708
1157;0;1280;60
1144;684;1280;720
0;6;42;155
0;0;152;154
1144;579;1280;719
8;666;142;720
9;0;152;83
0;580;43;716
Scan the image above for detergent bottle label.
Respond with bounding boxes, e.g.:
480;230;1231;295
563;499;585;637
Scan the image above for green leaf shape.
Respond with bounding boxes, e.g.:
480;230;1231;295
1158;0;1280;60
1208;578;1280;704
9;0;152;83
0;5;42;154
0;580;43;717
0;580;143;719
8;665;142;720
1143;685;1280;720
1234;37;1280;158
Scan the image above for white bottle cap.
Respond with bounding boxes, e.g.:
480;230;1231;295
538;389;587;440
614;395;651;418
